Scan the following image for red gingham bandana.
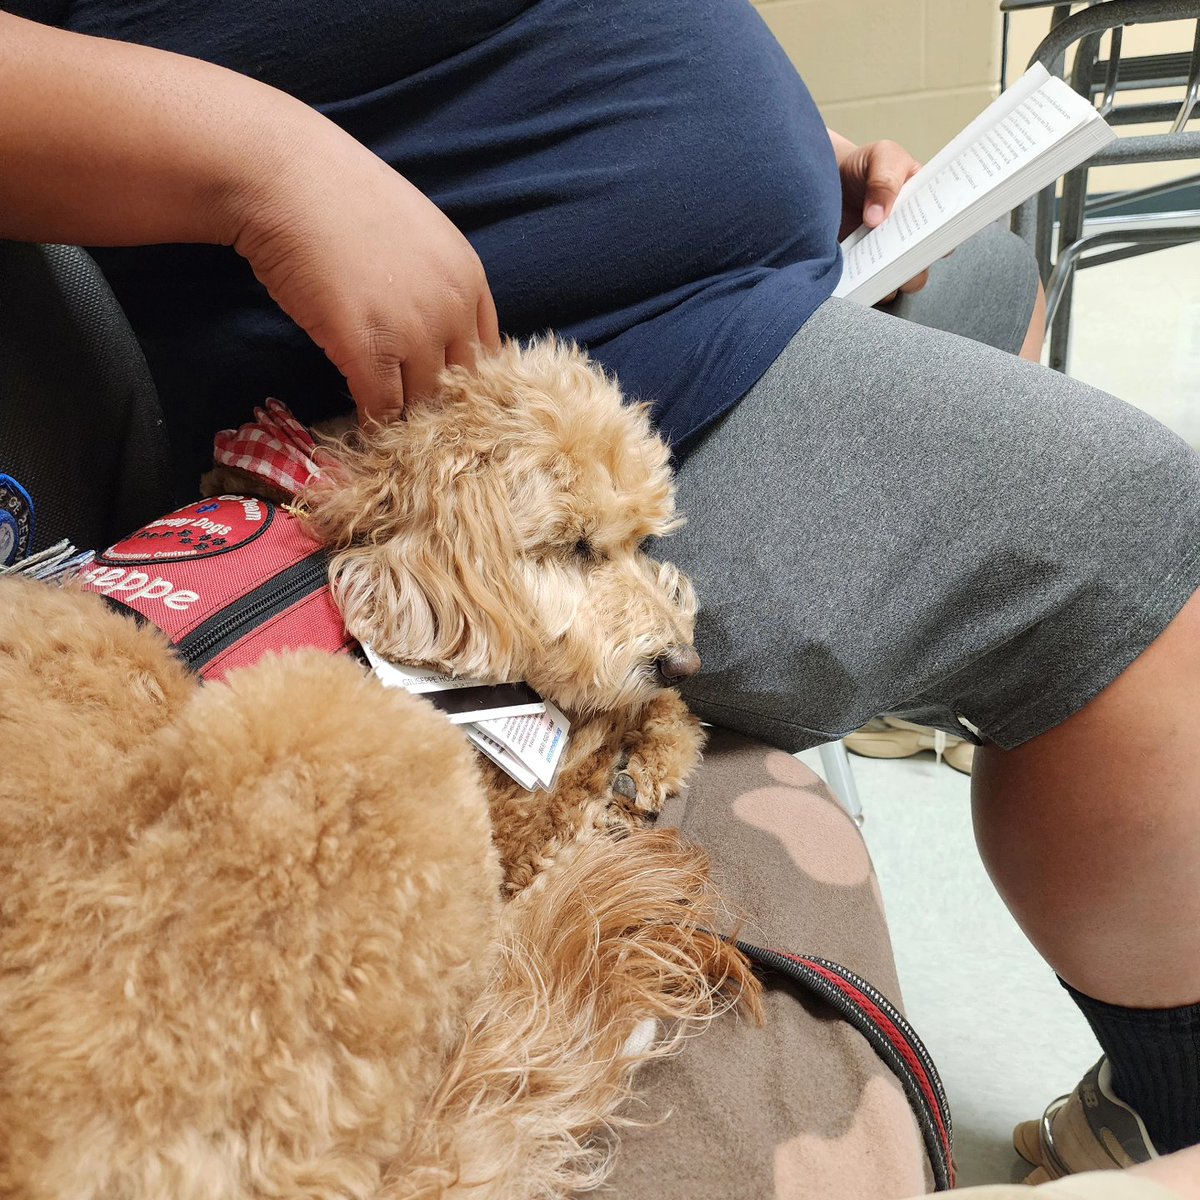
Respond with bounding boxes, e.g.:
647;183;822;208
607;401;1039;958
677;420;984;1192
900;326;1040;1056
213;400;325;499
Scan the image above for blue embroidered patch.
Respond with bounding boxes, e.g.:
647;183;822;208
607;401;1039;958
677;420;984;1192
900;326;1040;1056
0;474;34;567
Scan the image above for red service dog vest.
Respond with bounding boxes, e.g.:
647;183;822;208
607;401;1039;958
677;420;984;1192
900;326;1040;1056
81;496;355;681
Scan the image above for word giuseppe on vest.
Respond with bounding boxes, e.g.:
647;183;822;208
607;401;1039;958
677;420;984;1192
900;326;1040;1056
80;565;201;611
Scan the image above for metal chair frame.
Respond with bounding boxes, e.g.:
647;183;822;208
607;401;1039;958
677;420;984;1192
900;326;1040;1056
1005;0;1200;370
818;741;864;825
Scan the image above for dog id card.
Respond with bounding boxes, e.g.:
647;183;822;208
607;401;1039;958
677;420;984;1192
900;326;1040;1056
471;702;570;790
362;642;546;724
465;726;541;791
361;641;565;789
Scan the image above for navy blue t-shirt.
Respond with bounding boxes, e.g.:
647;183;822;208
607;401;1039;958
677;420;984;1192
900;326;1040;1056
19;0;842;490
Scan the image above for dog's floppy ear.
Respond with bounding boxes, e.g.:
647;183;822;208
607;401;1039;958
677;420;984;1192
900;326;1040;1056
303;426;538;681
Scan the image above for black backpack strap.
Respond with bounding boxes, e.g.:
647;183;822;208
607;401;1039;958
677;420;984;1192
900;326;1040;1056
736;941;955;1191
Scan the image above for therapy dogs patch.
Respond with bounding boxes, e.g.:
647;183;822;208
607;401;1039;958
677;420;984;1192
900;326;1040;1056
99;497;272;565
0;474;35;567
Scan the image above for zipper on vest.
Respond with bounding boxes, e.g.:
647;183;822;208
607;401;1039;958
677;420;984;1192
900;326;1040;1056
174;551;330;672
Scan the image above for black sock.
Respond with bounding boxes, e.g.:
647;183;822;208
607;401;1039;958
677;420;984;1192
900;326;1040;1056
1062;979;1200;1154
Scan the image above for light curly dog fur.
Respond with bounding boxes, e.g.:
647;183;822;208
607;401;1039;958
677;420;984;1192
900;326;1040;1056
0;339;760;1199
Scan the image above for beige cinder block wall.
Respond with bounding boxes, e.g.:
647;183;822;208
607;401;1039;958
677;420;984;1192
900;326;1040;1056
750;0;1001;162
751;0;1197;192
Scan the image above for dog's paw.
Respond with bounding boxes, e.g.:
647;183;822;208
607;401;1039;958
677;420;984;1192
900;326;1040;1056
609;748;663;819
607;691;706;819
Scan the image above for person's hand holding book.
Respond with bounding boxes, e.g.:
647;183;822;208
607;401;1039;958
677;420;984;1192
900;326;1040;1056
831;67;1115;310
828;130;930;301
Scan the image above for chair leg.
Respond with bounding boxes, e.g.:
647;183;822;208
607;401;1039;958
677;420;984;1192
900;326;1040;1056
1047;28;1104;373
818;740;864;826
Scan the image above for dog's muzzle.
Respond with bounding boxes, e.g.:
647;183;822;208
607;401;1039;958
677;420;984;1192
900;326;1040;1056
654;645;701;688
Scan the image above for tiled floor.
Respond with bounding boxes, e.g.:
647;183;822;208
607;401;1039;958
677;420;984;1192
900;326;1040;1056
1070;240;1200;448
798;237;1200;1189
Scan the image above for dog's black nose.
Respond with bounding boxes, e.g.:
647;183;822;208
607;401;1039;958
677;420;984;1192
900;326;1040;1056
654;645;701;686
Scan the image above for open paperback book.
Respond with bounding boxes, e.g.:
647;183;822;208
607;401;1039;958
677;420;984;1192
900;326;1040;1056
833;63;1117;308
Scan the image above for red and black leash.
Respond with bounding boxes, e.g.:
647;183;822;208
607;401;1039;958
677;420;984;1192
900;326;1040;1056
735;941;955;1190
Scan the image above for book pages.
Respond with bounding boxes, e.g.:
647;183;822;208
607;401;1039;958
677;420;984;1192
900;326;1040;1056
466;726;542;790
834;66;1116;308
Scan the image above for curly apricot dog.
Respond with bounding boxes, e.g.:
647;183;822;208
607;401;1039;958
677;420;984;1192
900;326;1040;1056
0;339;757;1200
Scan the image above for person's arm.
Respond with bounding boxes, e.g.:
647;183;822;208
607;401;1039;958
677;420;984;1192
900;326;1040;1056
912;1180;1180;1200
0;12;499;421
897;1145;1200;1200
1131;1143;1200;1195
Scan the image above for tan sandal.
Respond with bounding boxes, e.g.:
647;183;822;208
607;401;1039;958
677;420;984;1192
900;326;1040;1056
843;716;975;775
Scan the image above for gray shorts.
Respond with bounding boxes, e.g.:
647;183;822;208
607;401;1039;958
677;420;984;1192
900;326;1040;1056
667;225;1200;751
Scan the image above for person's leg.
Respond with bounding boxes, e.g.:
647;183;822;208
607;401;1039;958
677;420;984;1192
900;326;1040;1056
976;595;1200;1163
665;297;1200;1161
1019;278;1047;363
895;226;1192;1157
973;597;1200;1010
844;224;1047;773
884;221;1046;364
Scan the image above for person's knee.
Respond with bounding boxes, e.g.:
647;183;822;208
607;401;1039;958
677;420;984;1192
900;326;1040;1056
970;587;1200;1001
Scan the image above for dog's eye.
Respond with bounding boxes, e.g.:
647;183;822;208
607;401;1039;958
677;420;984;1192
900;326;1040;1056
573;535;598;561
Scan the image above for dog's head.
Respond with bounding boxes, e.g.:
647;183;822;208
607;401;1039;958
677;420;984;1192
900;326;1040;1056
303;339;699;715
